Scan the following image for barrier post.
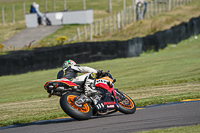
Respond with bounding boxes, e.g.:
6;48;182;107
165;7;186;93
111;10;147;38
2;6;4;24
83;0;86;10
108;0;112;13
84;26;87;40
132;0;135;22
77;28;81;41
45;0;47;12
128;6;131;23
103;19;106;33
168;0;171;11
113;15;115;31
53;0;55;12
64;0;66;10
146;2;149;19
23;3;26;20
157;0;160;14
121;10;124;27
165;0;168;11
154;0;157;15
108;17;111;33
171;0;173;9
123;0;126;26
99;21;102;36
117;13;121;30
12;5;15;23
90;24;93;41
151;1;153;16
174;0;176;7
94;22;97;35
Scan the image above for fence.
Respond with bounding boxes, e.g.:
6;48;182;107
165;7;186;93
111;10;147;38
0;0;90;24
0;0;133;24
68;0;195;42
0;0;194;24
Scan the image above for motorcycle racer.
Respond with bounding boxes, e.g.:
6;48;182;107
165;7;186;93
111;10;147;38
57;59;98;95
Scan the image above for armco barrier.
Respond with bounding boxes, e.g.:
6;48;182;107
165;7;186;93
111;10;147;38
0;16;200;76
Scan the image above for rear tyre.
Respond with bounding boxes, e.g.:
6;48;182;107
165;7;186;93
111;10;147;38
60;93;92;120
117;92;136;114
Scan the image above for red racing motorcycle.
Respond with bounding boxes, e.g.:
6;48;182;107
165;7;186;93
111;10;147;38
44;71;136;120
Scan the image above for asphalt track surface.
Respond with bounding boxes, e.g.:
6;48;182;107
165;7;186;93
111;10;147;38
2;26;62;49
1;101;200;133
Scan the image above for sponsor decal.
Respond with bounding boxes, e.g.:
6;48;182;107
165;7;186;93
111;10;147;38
96;79;108;84
90;73;96;79
107;105;115;108
95;78;114;88
104;102;116;105
96;103;104;109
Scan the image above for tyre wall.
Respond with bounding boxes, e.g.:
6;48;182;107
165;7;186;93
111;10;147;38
0;16;200;76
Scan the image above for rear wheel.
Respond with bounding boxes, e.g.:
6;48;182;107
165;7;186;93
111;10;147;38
60;93;92;120
117;92;136;114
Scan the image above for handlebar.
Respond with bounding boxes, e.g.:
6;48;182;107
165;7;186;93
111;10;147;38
96;70;116;84
96;70;109;78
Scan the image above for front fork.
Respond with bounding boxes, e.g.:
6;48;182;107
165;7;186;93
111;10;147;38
115;88;126;102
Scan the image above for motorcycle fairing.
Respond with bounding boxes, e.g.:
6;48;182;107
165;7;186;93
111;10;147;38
94;91;117;111
94;77;118;111
95;76;117;99
44;79;77;88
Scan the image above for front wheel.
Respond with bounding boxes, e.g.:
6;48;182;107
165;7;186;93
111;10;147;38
117;91;136;114
60;93;92;120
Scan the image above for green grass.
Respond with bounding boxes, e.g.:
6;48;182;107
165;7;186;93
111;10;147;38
0;34;200;127
138;124;200;133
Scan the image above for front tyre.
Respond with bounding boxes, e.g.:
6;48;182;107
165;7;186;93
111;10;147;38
117;92;136;114
60;93;92;120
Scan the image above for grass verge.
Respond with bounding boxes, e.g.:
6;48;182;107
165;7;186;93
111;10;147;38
138;124;200;133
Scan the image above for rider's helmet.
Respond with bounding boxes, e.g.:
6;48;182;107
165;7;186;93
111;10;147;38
62;60;76;69
137;2;143;8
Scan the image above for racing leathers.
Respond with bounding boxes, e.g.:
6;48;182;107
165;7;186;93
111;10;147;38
58;65;98;96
